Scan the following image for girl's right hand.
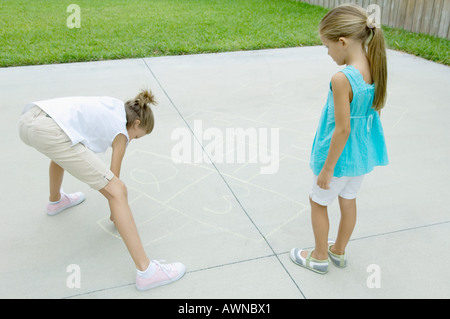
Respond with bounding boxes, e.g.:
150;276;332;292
317;167;333;190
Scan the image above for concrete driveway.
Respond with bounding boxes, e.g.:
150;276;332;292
1;46;449;299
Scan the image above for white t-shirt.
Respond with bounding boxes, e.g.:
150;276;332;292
23;96;129;153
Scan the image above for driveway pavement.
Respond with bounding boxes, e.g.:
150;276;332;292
1;46;449;299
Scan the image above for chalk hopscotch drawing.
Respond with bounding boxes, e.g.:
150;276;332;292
96;148;310;247
96;104;314;246
96;71;407;247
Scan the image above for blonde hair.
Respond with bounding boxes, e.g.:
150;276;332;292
319;4;387;111
125;89;157;134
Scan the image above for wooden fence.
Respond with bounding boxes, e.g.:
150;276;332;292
297;0;450;39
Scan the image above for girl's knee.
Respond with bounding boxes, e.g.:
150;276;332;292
338;196;356;205
100;177;127;200
309;195;327;208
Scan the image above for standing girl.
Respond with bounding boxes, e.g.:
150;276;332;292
19;90;185;290
290;4;389;274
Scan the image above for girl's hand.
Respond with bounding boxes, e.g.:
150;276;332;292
317;167;333;190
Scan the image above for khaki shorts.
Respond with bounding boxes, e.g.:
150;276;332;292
19;106;114;190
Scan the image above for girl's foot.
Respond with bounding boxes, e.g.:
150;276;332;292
301;249;328;260
290;248;329;274
136;260;186;291
46;191;85;216
328;240;347;268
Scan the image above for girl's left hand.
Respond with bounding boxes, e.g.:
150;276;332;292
317;168;333;190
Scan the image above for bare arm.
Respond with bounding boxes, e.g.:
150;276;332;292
317;72;351;189
110;134;127;178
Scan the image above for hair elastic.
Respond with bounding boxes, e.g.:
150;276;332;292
366;16;378;29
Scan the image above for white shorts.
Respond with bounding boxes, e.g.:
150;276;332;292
310;175;365;206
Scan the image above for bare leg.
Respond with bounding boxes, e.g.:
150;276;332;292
49;161;64;202
99;177;150;271
301;197;329;260
331;196;357;255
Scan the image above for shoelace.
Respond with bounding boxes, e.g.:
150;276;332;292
152;260;174;275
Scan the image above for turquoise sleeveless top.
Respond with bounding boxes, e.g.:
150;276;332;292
310;65;389;177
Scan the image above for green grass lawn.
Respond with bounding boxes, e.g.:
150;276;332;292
383;26;449;66
0;0;448;67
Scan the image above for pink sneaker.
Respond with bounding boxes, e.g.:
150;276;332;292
46;192;85;216
136;260;186;291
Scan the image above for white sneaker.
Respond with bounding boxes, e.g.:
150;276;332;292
46;192;85;216
136;260;186;291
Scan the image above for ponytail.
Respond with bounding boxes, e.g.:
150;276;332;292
125;89;157;134
367;27;387;111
